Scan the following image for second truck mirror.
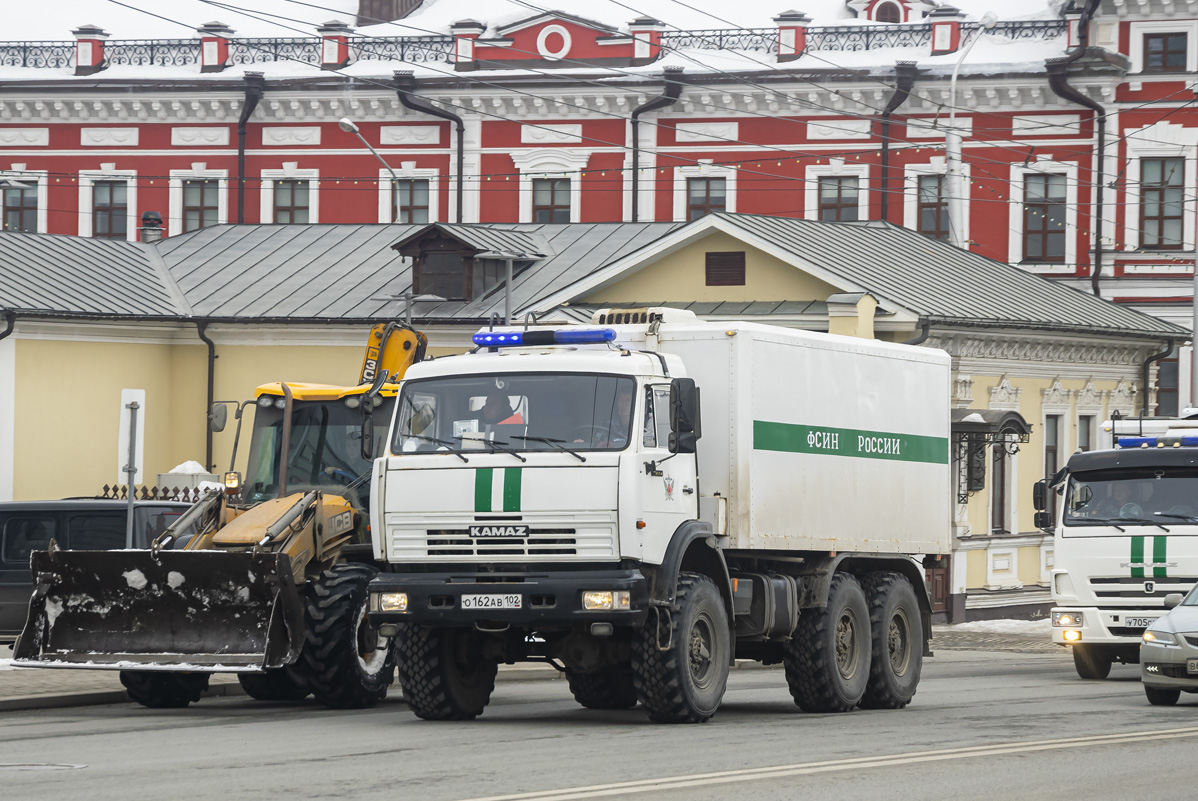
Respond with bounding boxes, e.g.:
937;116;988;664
669;378;701;454
361;417;374;461
1034;511;1052;530
1032;479;1047;512
209;403;228;433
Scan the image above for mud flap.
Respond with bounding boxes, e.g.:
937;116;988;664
12;549;305;671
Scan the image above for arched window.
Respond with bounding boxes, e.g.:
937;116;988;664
875;2;902;23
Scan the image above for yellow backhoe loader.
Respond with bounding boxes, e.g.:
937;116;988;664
14;323;426;709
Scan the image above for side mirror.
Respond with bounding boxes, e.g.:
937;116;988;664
1034;511;1053;530
1032;479;1047;512
209;402;228;433
361;417;375;461
1164;592;1184;610
668;378;701;455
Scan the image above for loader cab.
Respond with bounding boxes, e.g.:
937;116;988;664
241;383;398;514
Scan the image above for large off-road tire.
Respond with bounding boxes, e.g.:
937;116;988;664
859;572;923;710
784;572;871;713
120;671;210;709
566;664;638;710
299;563;396;709
394;625;498;720
631;572;731;724
1073;644;1113;680
1145;685;1181;706
237;667;309;701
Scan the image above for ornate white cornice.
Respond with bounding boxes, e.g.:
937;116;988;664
1076;379;1104;411
990;376;1022;411
926;330;1156;382
1042;377;1073;408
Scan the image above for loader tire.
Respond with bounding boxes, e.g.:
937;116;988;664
394;625;498;720
120;671;210;709
631;572;730;724
238;667;309;702
784;572;871;713
299;563;396;710
565;664;638;710
858;572;922;710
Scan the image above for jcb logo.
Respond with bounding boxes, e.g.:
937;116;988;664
331;511;354;535
361;346;381;382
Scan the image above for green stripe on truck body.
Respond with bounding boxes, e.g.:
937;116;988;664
503;467;523;512
475;468;493;513
753;421;949;465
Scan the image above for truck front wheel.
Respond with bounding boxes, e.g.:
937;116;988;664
859;572;923;709
784;572;871;712
394;626;498;720
631;572;731;724
1072;644;1113;680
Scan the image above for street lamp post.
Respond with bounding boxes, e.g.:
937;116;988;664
945;12;997;249
339;117;402;224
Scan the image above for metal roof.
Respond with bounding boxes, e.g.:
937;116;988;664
390;223;550;260
0;231;188;318
711;214;1188;339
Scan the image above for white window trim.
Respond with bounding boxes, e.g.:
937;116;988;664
1008;159;1078;274
1129;20;1198;74
509;148;590;223
1121;122;1198;254
260;164;319;224
377;163;439;225
168;164;228;235
0;167;48;234
987;434;1019;540
673;160;736;222
77;166;138;240
902;157;971;243
804;161;870;222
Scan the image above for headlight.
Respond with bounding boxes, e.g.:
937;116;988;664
1052;611;1084;627
257;396;274;407
1063;630;1081;642
374;592;408;613
344;396;361;409
1143;630;1177;645
223;471;241;494
274;398;286;409
582;590;631;611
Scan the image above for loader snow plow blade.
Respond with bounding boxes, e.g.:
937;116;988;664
13;549;305;671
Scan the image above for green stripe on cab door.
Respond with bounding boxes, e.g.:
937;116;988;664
475;468;493;513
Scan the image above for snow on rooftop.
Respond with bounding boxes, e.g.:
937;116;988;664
5;0;1066;41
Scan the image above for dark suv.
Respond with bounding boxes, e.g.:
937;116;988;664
0;500;191;643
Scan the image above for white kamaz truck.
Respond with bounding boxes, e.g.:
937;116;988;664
1038;416;1198;679
368;309;951;723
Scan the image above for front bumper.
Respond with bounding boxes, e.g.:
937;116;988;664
1051;606;1166;647
368;569;650;628
1141;638;1198;689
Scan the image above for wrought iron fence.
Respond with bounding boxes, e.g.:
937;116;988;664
661;28;778;53
106;39;202;67
354;35;454;63
805;20;1066;52
228;37;323;65
0;41;74;69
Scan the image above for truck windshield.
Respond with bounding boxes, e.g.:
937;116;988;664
392;372;636;455
1064;467;1198;527
244;398;392;506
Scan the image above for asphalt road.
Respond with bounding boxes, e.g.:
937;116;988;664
2;650;1195;801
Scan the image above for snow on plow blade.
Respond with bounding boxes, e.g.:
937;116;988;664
13;549;305;671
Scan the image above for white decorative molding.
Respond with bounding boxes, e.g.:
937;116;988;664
81;127;139;147
1008;158;1079;272
520;124;582;145
536;24;573;60
171;127;231;146
675;122;740;144
952;375;974;408
377;163;440;224
807;119;872;140
906;118;971;140
1076;380;1104;411
1042;377;1073;407
262;126;322;146
672;160;736;222
168;164;229;235
1010;115;1082;137
927;334;1147;370
1120;121;1198;252
903;157;970;245
0;167;48;232
509;148;591;223
77;167;138;241
1129;20;1198;73
0;128;49;147
986;547;1022;590
803;161;869;222
259;163;320;224
1109;380;1138;416
380;125;442;146
989;376;1022;411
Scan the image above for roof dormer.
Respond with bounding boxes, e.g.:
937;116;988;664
846;0;936;23
452;10;662;70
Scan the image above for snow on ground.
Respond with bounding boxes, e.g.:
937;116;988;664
941;618;1052;635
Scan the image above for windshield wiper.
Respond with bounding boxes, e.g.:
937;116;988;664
404;434;469;462
1078;517;1126;531
1107;516;1169;532
511;435;587;462
1154;512;1198;524
465;437;527;463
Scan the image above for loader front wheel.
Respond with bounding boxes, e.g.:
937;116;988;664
120;671;210;709
394;625;498;720
237;667;309;702
300;563;396;709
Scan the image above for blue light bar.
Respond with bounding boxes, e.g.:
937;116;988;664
472;328;617;347
1116;435;1198;449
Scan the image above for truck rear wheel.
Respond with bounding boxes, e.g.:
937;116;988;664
784;572;871;713
300;563;396;709
566;665;638;710
120;671;210;708
631;572;731;724
1072;644;1113;680
394;626;498;720
237;667;309;701
859;572;923;709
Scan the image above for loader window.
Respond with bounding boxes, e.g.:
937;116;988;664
1;516;56;564
393;372;637;454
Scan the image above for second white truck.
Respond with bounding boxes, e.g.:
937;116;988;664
368;309;951;722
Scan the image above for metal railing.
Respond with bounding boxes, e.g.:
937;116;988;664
0;41;74;69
